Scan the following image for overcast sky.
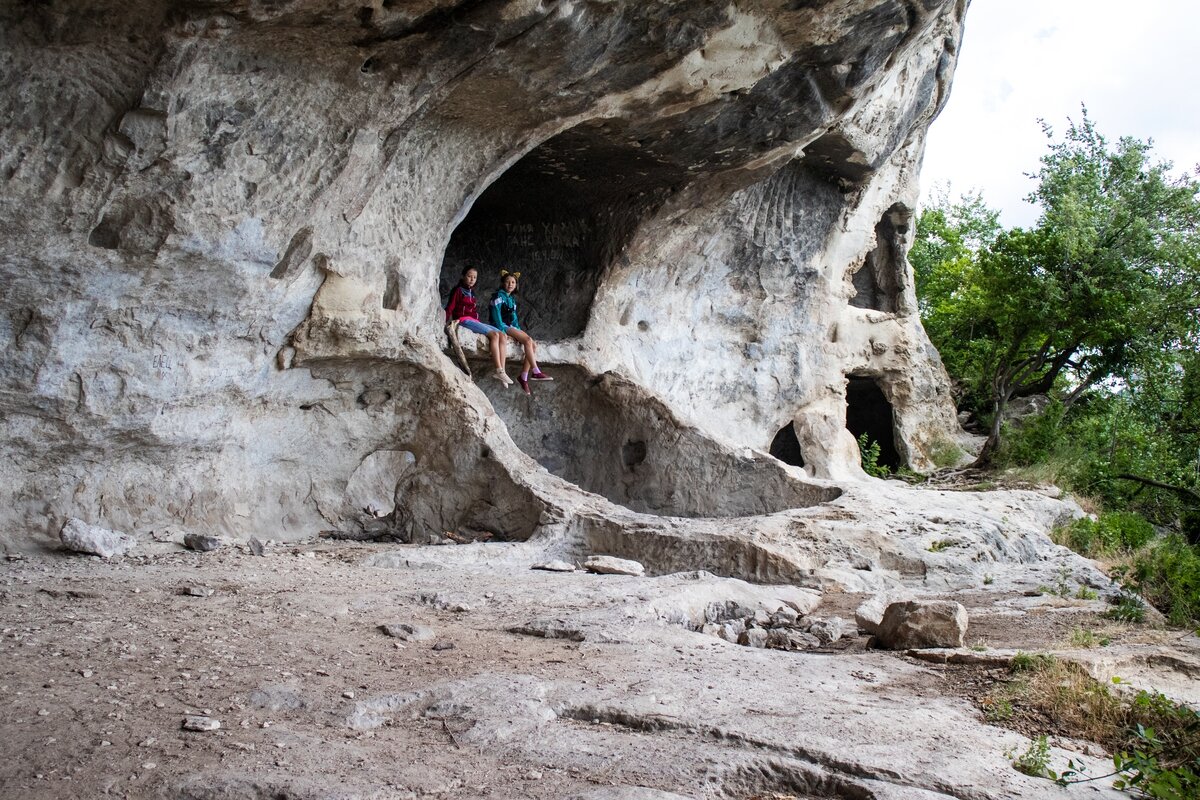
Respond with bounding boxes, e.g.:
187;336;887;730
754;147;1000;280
920;0;1200;228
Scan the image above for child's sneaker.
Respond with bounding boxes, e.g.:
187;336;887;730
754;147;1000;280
493;369;513;387
529;370;553;381
517;374;531;395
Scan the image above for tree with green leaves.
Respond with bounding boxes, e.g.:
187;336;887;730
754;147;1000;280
913;109;1200;467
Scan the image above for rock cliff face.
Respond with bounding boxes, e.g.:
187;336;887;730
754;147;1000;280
2;0;993;578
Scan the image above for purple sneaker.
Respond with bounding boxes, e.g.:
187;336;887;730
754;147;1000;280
517;374;531;395
529;370;553;382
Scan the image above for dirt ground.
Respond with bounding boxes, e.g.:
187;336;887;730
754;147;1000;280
2;540;1195;800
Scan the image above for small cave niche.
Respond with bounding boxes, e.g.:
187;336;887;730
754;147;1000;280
476;366;839;518
440;121;688;340
768;421;805;468
849;203;911;313
845;375;901;471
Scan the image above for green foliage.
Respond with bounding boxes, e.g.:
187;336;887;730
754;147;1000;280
856;432;891;478
1110;692;1200;799
1124;535;1200;627
996;400;1066;467
1010;651;1057;673
913;109;1200;465
926;435;966;468
991;660;1199;796
1105;592;1148;624
984;697;1014;722
914;111;1200;630
1011;735;1054;778
1061;513;1158;557
1069;628;1110;648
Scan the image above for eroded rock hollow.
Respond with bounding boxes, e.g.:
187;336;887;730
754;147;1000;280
3;0;986;579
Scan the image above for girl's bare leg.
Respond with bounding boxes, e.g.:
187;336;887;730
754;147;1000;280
508;328;539;373
489;332;507;372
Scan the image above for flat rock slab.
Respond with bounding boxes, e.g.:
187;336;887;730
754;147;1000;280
531;560;577;572
876;600;969;650
584;556;645;576
59;519;136;559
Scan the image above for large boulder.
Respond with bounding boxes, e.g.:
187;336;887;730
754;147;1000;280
854;591;914;635
875;600;968;650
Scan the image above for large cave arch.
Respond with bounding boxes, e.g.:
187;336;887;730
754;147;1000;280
440;121;689;340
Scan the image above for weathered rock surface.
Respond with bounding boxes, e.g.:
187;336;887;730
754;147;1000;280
876;600;969;650
0;0;990;583
59;518;136;558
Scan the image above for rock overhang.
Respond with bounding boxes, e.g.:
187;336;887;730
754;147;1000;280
0;0;1026;591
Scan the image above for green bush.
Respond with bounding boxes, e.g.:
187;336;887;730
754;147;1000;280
1055;688;1200;798
997;400;1066;467
1127;535;1200;628
1063;512;1157;557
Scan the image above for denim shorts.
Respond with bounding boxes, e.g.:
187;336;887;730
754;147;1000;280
457;318;502;336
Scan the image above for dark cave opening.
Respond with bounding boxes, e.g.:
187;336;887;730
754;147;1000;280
440;121;688;340
845;375;901;471
849;203;911;313
768;422;805;468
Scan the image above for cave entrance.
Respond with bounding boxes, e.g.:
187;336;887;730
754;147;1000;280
768;422;805;468
849;203;911;313
440;121;688;340
845;376;901;471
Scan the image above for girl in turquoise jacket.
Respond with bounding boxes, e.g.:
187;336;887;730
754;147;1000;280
490;270;552;394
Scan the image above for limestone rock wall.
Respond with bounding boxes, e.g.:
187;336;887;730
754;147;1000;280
1;0;973;551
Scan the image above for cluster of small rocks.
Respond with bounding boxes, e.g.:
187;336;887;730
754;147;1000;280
694;601;852;651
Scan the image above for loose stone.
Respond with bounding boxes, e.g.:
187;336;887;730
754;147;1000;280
183;533;223;552
875;601;969;650
59;519;136;559
378;623;435;642
583;556;645;576
181;715;221;732
531;560;576;572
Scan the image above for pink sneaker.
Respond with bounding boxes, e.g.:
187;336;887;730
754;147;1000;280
529;370;553;381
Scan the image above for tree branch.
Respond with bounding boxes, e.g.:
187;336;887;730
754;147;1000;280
1115;474;1200;504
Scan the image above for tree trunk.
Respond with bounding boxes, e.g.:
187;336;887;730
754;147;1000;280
971;394;1008;468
